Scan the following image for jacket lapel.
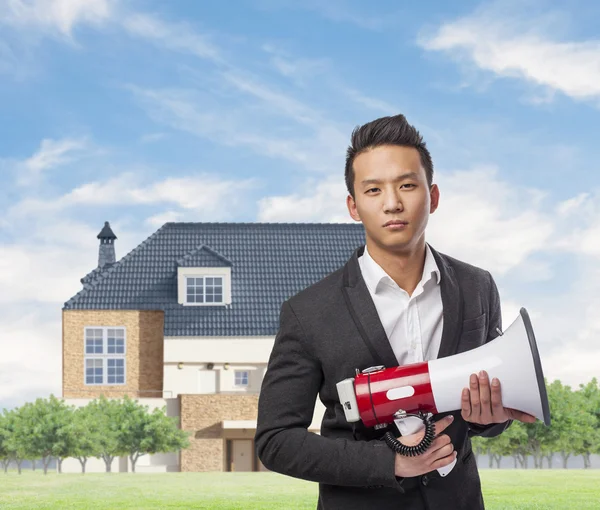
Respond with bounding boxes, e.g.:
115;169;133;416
342;243;464;367
429;244;464;359
342;245;398;368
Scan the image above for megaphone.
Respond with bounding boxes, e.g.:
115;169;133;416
336;307;551;477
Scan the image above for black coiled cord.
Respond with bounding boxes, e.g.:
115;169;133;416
383;412;435;456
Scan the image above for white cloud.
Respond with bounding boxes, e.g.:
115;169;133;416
0;228;97;304
128;85;348;173
427;166;554;275
15;137;88;186
539;258;600;386
550;191;600;256
1;1;223;80
418;5;600;102
0;0;114;37
258;176;351;223
0;306;62;408
543;344;600;389
262;45;405;118
256;0;390;31
0;212;146;412
120;12;223;63
557;192;591;217
145;211;184;228
0;37;26;77
338;87;399;115
262;44;330;86
9;169;259;220
220;71;323;127
0;214;141;306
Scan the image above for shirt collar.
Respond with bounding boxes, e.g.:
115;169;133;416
360;242;441;295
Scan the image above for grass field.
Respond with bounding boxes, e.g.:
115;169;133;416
0;470;598;509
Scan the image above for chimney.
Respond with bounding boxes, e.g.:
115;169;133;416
97;221;117;268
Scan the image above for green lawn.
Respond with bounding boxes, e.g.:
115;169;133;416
0;470;598;509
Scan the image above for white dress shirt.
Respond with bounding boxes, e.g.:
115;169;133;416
358;243;444;365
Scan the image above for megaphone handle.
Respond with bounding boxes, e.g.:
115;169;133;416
436;458;457;477
394;416;457;478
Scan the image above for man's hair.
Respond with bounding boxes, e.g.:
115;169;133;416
344;114;434;198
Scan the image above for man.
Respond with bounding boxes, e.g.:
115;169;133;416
255;114;535;509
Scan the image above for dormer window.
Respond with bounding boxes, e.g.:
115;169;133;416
186;276;223;304
176;244;232;307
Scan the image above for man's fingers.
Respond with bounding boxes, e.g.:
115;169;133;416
469;373;481;418
478;371;493;423
428;442;454;462
430;450;457;470
428;434;451;453
461;387;471;420
490;377;504;416
427;435;453;459
433;414;454;436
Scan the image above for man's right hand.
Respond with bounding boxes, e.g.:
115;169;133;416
394;414;456;478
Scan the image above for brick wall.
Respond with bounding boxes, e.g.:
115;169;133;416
180;394;259;472
62;310;164;399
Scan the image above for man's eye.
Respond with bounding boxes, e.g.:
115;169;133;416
401;184;416;189
366;188;380;193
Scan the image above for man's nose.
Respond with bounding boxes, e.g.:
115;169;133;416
383;191;403;212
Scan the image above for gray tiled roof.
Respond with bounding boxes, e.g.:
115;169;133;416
64;222;366;337
177;244;232;268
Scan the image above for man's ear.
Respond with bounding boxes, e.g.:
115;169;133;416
430;184;440;214
347;194;361;222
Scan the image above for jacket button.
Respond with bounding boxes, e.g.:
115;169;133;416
421;475;429;486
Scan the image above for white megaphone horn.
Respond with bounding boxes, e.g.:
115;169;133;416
336;308;551;477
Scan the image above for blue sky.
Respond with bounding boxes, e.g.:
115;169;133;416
1;0;599;411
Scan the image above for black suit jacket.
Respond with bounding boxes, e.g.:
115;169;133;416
255;244;511;510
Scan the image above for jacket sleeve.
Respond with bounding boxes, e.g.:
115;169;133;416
468;271;513;438
255;300;405;492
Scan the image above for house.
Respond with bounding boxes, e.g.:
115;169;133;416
61;221;366;473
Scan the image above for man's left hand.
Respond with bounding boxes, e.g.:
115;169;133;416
461;370;537;425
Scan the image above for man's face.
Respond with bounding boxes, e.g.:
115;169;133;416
346;144;439;254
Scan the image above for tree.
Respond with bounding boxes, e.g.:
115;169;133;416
116;396;190;473
489;420;528;468
69;404;108;474
0;410;14;473
545;380;590;468
86;395;127;472
140;407;190;465
51;404;103;474
521;378;557;468
575;378;600;468
1;408;29;474
13;395;75;474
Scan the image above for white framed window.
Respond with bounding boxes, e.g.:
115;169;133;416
186;276;224;304
177;267;231;306
234;370;249;387
84;327;126;385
